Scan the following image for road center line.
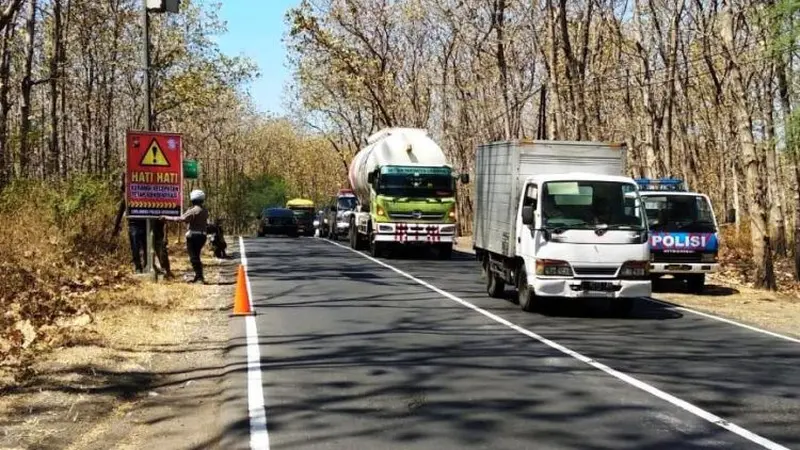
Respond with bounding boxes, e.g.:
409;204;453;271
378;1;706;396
324;239;789;450
239;237;270;450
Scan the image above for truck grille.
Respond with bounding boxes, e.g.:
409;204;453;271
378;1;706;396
388;211;445;221
572;266;618;277
652;252;703;263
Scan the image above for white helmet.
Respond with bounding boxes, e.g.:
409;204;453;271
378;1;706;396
189;189;206;202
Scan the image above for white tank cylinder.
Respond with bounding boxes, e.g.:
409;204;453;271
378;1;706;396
348;128;448;206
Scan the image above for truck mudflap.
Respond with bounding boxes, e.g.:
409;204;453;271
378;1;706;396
373;222;456;243
651;262;719;274
532;278;651;299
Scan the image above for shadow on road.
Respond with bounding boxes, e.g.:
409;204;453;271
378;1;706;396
222;237;800;449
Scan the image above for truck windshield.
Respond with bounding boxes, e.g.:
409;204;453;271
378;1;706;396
337;197;357;210
542;181;645;230
378;174;453;198
642;194;717;233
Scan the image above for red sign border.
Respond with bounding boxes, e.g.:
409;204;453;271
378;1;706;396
125;129;184;219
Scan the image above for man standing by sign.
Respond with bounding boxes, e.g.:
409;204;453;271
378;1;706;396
126;130;183;276
161;189;209;284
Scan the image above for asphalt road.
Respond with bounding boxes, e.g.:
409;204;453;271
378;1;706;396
224;236;800;450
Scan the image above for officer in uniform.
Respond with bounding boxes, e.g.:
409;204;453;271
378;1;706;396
161;189;209;283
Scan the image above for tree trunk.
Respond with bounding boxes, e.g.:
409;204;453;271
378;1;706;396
47;0;63;179
726;48;775;288
18;0;36;178
0;16;15;187
545;0;562;139
761;76;787;256
493;0;511;140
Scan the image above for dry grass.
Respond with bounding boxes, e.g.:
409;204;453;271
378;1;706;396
0;178;201;383
0;250;232;449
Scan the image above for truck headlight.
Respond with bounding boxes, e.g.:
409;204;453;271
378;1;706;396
376;205;385;217
448;206;456;220
619;261;649;278
536;259;573;277
701;252;717;263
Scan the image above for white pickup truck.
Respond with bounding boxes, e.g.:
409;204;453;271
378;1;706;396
473;140;652;315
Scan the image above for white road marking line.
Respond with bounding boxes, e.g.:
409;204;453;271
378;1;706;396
450;246;800;345
239;237;270;450
644;297;800;344
324;239;790;450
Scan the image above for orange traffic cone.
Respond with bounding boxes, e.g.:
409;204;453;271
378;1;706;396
233;264;254;315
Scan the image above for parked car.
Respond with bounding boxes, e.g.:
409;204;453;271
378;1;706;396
257;207;299;237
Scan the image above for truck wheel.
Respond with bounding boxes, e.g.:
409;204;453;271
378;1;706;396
609;298;634;317
517;269;536;312
438;244;453;260
686;274;705;294
486;263;505;298
371;240;383;258
349;224;358;249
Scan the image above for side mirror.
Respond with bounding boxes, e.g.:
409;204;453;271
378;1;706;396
460;173;470;184
521;205;534;225
725;208;736;224
367;171;376;184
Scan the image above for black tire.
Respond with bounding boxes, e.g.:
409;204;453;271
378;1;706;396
349;222;358;249
609;297;634;317
486;257;505;298
370;240;383;257
686;274;705;294
517;268;536;312
438;244;453;260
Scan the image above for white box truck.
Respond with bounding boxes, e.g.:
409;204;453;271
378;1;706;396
473;140;652;315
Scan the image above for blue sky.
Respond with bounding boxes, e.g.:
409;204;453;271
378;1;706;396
216;0;300;115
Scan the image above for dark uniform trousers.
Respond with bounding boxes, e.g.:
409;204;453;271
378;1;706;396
186;231;207;280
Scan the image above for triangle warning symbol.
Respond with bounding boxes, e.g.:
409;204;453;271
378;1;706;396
140;138;170;167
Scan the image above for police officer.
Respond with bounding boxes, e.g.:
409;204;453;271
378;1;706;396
161;189;209;284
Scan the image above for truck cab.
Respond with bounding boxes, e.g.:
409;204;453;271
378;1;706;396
509;173;651;313
324;189;358;240
635;178;719;293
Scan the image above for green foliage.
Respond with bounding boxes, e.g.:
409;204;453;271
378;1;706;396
213;174;288;233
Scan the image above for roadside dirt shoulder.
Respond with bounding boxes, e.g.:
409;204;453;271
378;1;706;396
0;254;236;450
455;235;800;340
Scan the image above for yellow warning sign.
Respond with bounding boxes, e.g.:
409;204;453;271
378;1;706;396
140;139;170;167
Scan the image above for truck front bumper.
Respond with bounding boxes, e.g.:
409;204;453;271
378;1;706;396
336;221;350;232
532;278;651;299
373;222;456;244
651;262;719;274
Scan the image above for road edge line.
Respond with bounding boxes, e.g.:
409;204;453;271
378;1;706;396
323;239;790;450
239;237;270;450
452;245;800;345
643;297;800;344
